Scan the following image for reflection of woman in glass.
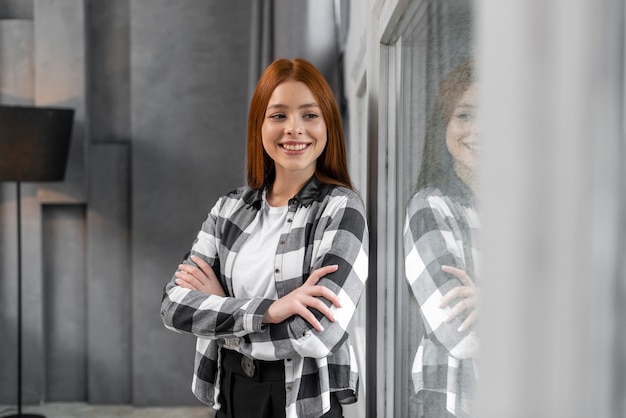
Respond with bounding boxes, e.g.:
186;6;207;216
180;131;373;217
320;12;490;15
403;59;479;418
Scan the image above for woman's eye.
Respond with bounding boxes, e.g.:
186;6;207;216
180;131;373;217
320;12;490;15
269;113;286;119
456;112;473;121
303;113;319;119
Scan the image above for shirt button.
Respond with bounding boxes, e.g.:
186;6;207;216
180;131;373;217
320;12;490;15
279;240;285;245
286;385;292;391
287;218;293;223
275;268;280;273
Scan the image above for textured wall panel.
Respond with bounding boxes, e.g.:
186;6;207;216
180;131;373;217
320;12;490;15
130;0;251;406
0;0;33;19
42;204;87;401
34;0;86;204
86;144;131;403
18;184;45;404
86;0;131;144
0;20;34;105
0;184;18;405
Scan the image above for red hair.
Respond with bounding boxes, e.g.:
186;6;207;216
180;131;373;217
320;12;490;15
247;58;353;190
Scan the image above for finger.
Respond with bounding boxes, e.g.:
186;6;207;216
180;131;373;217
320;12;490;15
441;265;474;287
190;255;216;278
176;270;204;290
179;263;213;286
306;297;336;322
445;298;476;322
319;288;341;308
178;263;201;277
297;306;325;332
305;265;339;285
175;271;196;288
301;285;342;308
439;286;474;308
457;310;478;333
175;274;198;290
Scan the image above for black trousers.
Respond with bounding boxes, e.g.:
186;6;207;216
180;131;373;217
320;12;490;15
216;349;343;418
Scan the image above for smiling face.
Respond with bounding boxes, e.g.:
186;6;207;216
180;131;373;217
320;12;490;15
261;80;327;181
446;83;479;185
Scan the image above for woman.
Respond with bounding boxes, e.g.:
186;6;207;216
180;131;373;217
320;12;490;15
161;58;368;418
403;59;479;418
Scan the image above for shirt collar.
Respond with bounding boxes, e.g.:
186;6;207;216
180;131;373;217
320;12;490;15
244;176;326;209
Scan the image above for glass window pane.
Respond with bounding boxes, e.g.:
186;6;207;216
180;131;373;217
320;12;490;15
394;1;476;416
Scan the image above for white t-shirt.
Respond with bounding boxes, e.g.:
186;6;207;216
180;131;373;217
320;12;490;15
231;195;287;300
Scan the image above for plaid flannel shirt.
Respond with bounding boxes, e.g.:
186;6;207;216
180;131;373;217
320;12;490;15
161;177;368;418
403;185;480;418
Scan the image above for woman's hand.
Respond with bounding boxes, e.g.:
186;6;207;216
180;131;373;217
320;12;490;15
439;265;478;332
175;255;226;297
263;265;341;332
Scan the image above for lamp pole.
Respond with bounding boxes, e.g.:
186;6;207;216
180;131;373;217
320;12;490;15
16;181;22;416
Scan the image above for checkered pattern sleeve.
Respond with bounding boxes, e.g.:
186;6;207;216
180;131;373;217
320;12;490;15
241;188;369;360
403;188;479;359
160;194;274;339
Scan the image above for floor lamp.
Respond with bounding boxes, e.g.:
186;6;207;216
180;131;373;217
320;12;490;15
0;105;74;418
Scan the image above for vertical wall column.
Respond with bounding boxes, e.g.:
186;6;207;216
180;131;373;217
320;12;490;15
85;0;132;404
477;1;625;417
33;0;87;404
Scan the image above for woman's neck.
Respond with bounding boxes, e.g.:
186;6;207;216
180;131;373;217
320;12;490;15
267;172;313;207
453;162;477;195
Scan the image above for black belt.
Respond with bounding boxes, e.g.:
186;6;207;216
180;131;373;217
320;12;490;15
221;348;285;382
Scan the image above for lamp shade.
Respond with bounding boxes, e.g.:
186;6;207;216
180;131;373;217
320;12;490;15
0;105;74;182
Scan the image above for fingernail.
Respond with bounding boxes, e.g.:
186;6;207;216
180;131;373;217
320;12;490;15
319;326;325;332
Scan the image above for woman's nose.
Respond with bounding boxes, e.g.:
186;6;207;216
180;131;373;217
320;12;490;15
471;122;480;136
286;118;303;135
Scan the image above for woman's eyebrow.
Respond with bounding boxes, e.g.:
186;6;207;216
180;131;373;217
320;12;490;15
266;103;320;110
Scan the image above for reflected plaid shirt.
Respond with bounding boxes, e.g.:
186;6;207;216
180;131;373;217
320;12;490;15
161;178;368;418
403;186;480;418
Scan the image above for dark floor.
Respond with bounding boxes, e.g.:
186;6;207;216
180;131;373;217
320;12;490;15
0;403;215;418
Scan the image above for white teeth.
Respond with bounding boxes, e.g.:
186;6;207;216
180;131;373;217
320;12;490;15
282;143;307;151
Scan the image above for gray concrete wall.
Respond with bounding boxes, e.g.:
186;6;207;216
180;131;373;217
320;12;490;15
130;0;251;406
0;0;252;407
0;0;344;408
